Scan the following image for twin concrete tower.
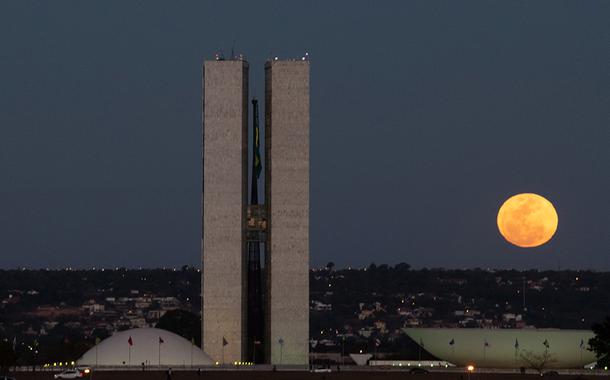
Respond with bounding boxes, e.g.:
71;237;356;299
202;57;309;365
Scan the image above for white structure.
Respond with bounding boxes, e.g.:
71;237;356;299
202;58;310;365
77;328;213;367
265;59;310;365
403;328;596;369
202;59;249;364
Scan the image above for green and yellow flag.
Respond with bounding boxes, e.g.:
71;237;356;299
253;110;262;179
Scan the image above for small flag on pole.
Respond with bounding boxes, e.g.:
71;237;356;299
484;340;490;347
514;339;519;349
222;337;228;346
128;336;133;346
543;339;549;349
449;339;455;346
419;338;425;348
579;339;584;349
159;337;164;344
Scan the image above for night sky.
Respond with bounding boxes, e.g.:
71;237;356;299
1;2;608;269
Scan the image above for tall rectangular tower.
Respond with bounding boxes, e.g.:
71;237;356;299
265;60;310;365
202;60;249;364
202;57;309;366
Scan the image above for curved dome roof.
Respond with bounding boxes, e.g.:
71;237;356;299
78;328;213;367
404;328;595;369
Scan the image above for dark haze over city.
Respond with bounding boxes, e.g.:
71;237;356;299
0;1;608;270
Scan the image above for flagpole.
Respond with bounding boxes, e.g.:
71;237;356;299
278;338;284;366
128;345;131;366
341;337;345;366
159;341;161;367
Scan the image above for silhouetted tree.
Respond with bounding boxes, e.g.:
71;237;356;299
394;263;411;272
156;309;201;347
589;316;610;367
518;349;556;374
0;340;18;375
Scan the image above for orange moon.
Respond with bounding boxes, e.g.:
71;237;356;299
497;193;558;248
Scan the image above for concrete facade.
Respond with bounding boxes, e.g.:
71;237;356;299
202;60;248;364
265;60;310;365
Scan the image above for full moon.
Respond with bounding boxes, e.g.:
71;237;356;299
497;193;558;248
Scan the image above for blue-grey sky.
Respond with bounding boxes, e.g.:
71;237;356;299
0;1;608;269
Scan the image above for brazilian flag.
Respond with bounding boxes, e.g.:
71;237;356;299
253;120;262;179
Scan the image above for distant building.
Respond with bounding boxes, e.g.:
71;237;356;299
358;309;375;320
311;301;332;311
146;310;166;320
358;328;373;338
374;320;388;333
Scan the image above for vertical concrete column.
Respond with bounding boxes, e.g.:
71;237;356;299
202;60;249;364
265;60;310;365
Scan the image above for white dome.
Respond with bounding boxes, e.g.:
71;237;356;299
77;328;213;367
404;328;596;369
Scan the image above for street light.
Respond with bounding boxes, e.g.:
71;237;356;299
467;364;475;380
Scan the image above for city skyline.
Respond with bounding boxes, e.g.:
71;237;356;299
0;1;608;270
